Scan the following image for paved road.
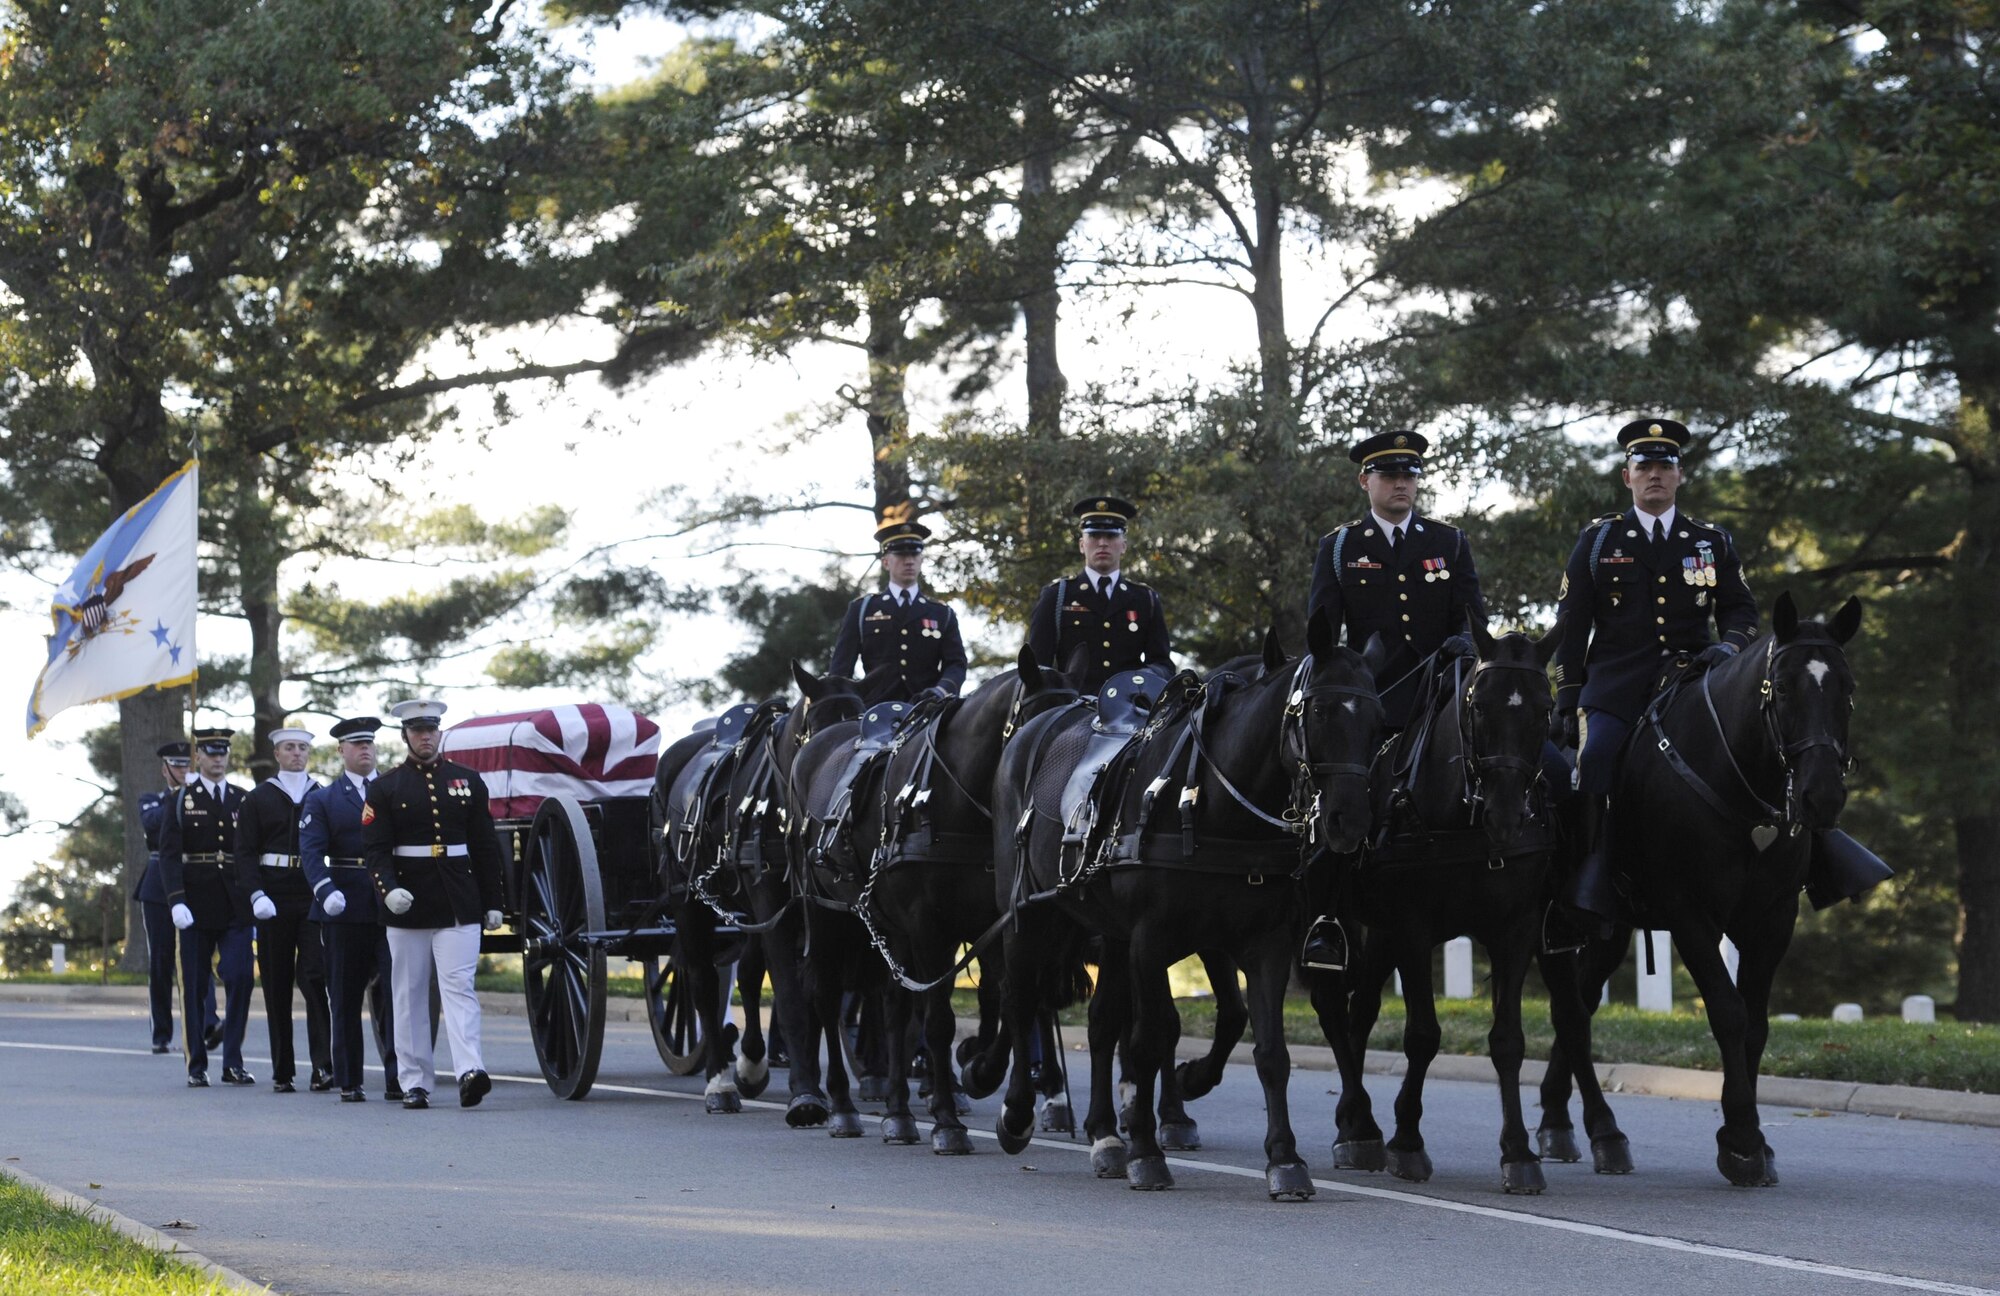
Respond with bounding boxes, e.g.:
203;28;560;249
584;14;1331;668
2;1000;1995;1296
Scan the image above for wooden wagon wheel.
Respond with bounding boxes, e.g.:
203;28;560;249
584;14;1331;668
522;793;607;1099
640;949;725;1076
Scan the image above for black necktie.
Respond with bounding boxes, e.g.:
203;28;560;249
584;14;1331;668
897;590;910;608
1652;519;1666;545
1098;577;1112;599
1390;527;1404;560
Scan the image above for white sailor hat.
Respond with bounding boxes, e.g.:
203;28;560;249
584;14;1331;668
388;698;449;729
268;726;315;746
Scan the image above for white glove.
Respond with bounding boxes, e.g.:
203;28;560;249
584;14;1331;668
170;903;194;930
251;893;278;921
385;888;414;916
482;910;503;932
321;890;347;918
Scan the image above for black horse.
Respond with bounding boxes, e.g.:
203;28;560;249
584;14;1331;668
1536;592;1864;1187
992;614;1383;1199
1309;621;1561;1193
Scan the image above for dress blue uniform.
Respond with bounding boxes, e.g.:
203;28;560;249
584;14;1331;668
158;729;253;1084
301;721;399;1099
235;731;332;1092
136;744;215;1051
828;520;969;699
1027;497;1173;692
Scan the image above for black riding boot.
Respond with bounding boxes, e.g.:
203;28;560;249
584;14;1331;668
1546;795;1615;953
1300;914;1349;971
1804;829;1895;911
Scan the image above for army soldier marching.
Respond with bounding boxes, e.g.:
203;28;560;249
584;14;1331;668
235;724;333;1093
302;716;400;1103
136;741;216;1055
1028;496;1173;692
828;519;969;701
363;699;505;1110
1300;432;1487;969
158;727;255;1087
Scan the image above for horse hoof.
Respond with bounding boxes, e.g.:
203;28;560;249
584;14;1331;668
958;1063;996;1101
1039;1099;1074;1134
1174;1060;1217;1101
735;1054;771;1100
1537;1127;1582;1163
703;1090;741;1115
785;1093;829;1128
1091;1136;1129;1179
932;1125;974;1156
1386;1147;1433;1183
1332;1139;1386;1172
857;1076;889;1104
1717;1144;1778;1187
1127;1155;1174;1191
997;1109;1034;1156
1158;1120;1201;1152
828;1110;864;1139
881;1113;920;1145
1266;1162;1315;1202
1592;1134;1635;1175
1502;1159;1547;1195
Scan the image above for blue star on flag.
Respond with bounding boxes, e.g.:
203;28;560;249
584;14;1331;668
168;641;183;666
151;621;172;647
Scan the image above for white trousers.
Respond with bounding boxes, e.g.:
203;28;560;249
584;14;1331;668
386;923;482;1093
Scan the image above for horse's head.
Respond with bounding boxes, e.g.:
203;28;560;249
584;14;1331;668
1297;610;1388;854
776;659;867;763
1462;617;1561;846
1007;643;1083;738
1762;592;1863;830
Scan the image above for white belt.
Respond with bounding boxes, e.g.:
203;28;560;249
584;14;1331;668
393;844;468;858
258;853;301;869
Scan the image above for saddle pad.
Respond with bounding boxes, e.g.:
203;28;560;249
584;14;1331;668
666;744;729;836
1061;729;1146;841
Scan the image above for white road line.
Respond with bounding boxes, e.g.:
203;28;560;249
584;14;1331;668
5;1038;1994;1296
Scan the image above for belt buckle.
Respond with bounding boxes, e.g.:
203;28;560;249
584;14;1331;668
431;843;445;858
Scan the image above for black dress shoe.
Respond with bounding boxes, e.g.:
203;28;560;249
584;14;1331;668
459;1070;491;1108
203;1023;224;1051
384;1084;405;1102
220;1067;256;1085
152;1044;171;1055
309;1068;334;1093
187;1072;209;1088
403;1087;429;1110
340;1089;367;1103
272;1079;295;1093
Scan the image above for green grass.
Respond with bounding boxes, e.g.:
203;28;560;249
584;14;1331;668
0;1173;252;1295
0;971;149;986
946;989;2000;1094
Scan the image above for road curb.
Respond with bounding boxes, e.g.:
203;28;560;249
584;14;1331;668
1;1162;267;1293
9;982;1995;1129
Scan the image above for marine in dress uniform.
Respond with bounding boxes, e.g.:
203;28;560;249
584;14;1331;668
1551;419;1758;923
1306;432;1486;730
827;520;969;701
1027;496;1173;692
136;742;216;1053
159;728;255;1086
235;725;333;1092
363;699;506;1110
301;716;401;1102
1300;432;1488;970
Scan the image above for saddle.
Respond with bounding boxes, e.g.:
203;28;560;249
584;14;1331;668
808;702;918;883
1058;669;1170;849
667;704;760;845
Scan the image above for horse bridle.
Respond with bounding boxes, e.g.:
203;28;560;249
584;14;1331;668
1281;655;1381;841
1714;637;1853;833
1453;657;1554;813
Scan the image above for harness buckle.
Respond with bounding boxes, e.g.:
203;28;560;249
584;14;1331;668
1248;872;1264;886
1657;737;1672;752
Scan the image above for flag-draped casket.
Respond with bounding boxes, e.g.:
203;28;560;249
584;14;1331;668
441;703;660;819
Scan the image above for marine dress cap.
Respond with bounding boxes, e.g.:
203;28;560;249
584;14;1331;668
329;716;382;742
1349;431;1428;474
1618;418;1690;463
388;698;449;729
874;520;931;554
1071;496;1137;534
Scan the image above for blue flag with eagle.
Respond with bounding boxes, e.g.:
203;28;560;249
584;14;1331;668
26;461;199;737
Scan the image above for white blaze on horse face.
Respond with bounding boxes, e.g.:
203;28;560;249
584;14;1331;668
1806;658;1830;688
1342;699;1357;714
1508;690;1524;708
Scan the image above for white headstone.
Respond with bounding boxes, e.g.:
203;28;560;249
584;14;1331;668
1393;969;1403;999
50;942;66;976
1444;937;1474;999
1901;995;1936;1024
1774;1013;1801;1022
1832;1002;1864;1023
1636;930;1673;1013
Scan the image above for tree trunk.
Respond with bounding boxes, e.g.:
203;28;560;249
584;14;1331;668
1019;98;1068;441
236;470;286;781
864;298;914;522
115;686;187;972
1953;451;2000;1020
1240;43;1292;448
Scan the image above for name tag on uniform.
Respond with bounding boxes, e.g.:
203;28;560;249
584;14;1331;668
1600;556;1635;565
1345;560;1381;570
866;611;893;622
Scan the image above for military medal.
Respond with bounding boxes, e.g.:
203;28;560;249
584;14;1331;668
1128;610;1140;632
922;617;939;639
1421;557;1449;582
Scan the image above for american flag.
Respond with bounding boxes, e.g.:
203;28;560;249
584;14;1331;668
440;703;660;820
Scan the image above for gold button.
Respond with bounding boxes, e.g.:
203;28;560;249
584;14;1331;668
1404;634;1413;641
1401;614;1411;622
901;629;908;636
1657;576;1666;584
1102;659;1111;667
1656;616;1666;625
1398;574;1406;583
1399;594;1408;602
1656;597;1665;605
1102;640;1111;647
900;658;908;665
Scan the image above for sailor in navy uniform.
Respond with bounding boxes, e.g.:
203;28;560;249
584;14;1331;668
302;716;400;1102
159;728;255;1086
363;699;506;1110
137;742;215;1053
1028;496;1173;692
234;725;333;1093
1552;419;1759;924
828;519;969;701
1300;432;1488;969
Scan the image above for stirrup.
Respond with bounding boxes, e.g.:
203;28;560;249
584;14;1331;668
1541;902;1590;956
1300;915;1348;971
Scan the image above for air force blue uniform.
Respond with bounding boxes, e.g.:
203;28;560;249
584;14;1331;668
302;775;397;1094
137;785;215;1050
158;779;253;1079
